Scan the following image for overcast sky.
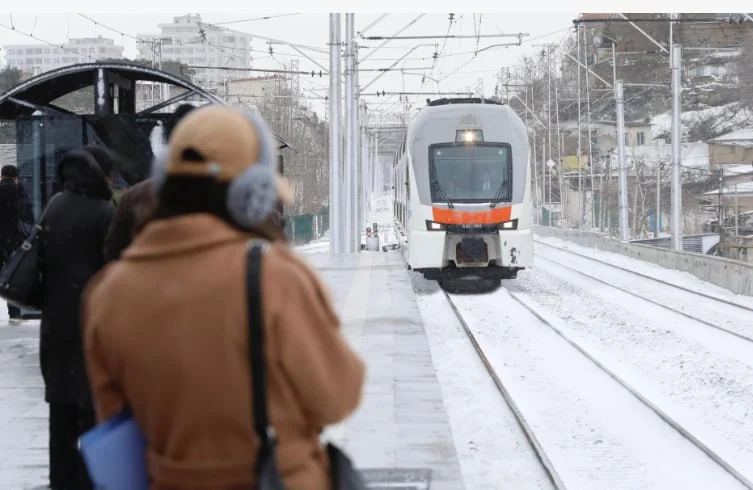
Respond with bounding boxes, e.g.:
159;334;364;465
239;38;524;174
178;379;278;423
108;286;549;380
0;12;577;117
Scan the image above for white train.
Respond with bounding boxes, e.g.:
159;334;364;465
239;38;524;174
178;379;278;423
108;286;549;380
393;97;533;286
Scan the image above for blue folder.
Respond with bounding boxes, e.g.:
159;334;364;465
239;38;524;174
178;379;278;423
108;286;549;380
79;409;149;490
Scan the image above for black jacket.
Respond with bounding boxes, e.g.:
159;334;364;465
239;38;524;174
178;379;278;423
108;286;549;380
39;150;115;408
0;177;34;259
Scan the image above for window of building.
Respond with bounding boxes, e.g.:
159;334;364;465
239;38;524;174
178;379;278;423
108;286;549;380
624;132;630;146
590;129;597;147
636;131;646;146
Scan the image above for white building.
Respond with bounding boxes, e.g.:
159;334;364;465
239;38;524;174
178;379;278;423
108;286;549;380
226;75;283;100
3;37;124;77
137;14;253;93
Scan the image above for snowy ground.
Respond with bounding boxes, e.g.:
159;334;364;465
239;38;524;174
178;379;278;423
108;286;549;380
448;286;747;489
411;276;554;490
518;235;753;485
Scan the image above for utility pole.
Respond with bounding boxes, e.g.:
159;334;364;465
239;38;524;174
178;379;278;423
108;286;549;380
656;151;661;239
576;24;583;230
344;13;355;253
670;43;683;251
351;16;361;253
328;14;342;254
616;79;629;242
353;38;361;252
555;83;564;227
583;26;596;230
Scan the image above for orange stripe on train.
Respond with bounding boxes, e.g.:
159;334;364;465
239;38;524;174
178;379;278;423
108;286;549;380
431;206;512;225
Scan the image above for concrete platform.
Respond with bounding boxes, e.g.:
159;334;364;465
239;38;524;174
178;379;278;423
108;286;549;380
306;251;465;490
0;321;48;489
0;249;464;489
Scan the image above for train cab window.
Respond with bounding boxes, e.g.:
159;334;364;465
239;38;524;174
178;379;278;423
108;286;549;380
429;143;512;204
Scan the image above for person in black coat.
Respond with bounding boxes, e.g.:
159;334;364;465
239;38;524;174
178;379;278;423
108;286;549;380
0;165;34;323
38;148;115;490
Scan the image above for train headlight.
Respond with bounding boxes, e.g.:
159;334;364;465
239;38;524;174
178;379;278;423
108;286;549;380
425;220;446;231
498;219;518;230
456;129;483;143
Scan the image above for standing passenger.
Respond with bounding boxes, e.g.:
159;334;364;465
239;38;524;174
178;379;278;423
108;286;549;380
0;164;33;324
38;149;115;490
82;105;364;489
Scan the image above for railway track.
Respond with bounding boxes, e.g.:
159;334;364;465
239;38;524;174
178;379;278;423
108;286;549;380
442;287;753;490
442;290;567;490
534;239;753;345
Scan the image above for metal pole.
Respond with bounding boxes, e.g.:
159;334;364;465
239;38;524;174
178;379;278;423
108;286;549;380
547;46;552;168
361;103;368;235
584;26;595;230
344;13;355;253
576;25;583;229
329;14;342;254
656;160;661;238
671;43;683;251
352;27;361;252
605;42;616;232
616;79;629;242
555;83;564;228
735;183;739;235
336;23;344;253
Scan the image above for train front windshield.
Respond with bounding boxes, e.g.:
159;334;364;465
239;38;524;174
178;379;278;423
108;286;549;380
429;143;512;203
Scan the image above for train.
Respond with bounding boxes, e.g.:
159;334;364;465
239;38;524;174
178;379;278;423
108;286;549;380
392;97;533;287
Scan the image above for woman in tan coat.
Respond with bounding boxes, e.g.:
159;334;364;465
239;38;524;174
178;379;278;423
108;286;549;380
82;105;365;489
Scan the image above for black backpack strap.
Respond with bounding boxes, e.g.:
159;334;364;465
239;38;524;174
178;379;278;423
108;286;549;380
246;240;274;453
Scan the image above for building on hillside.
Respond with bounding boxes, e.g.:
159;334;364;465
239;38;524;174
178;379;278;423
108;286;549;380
559;119;655;170
137;14;253;94
708;129;753;165
3;37;124;78
577;13;750;89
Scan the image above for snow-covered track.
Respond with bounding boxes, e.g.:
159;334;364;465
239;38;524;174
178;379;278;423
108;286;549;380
535;239;753;345
443;287;753;489
534;239;753;312
442;290;567;490
504;290;753;489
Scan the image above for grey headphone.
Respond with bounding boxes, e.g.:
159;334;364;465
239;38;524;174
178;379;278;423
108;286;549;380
150;106;280;229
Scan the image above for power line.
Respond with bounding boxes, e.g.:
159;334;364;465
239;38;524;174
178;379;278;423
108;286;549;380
210;13;302;26
185;65;325;76
76;13;142;42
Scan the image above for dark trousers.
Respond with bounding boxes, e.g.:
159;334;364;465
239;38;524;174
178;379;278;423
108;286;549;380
49;404;96;490
0;255;20;319
7;302;20;319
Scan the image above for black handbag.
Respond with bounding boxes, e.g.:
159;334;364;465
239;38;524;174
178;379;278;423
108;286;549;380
246;241;366;490
0;194;60;310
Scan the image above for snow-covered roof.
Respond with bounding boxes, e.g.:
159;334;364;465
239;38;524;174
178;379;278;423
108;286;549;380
703;181;753;196
713;163;753;175
651;103;753;141
710;129;753;148
621;142;709;168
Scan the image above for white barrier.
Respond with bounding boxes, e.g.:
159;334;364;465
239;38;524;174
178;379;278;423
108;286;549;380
534;226;753;297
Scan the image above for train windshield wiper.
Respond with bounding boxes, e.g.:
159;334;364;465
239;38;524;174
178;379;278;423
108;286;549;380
489;180;510;208
432;179;455;209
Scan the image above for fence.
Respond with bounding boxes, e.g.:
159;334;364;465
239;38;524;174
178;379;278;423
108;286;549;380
284;206;329;245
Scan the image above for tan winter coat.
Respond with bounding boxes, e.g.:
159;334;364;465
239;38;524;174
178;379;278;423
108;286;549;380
82;213;365;490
